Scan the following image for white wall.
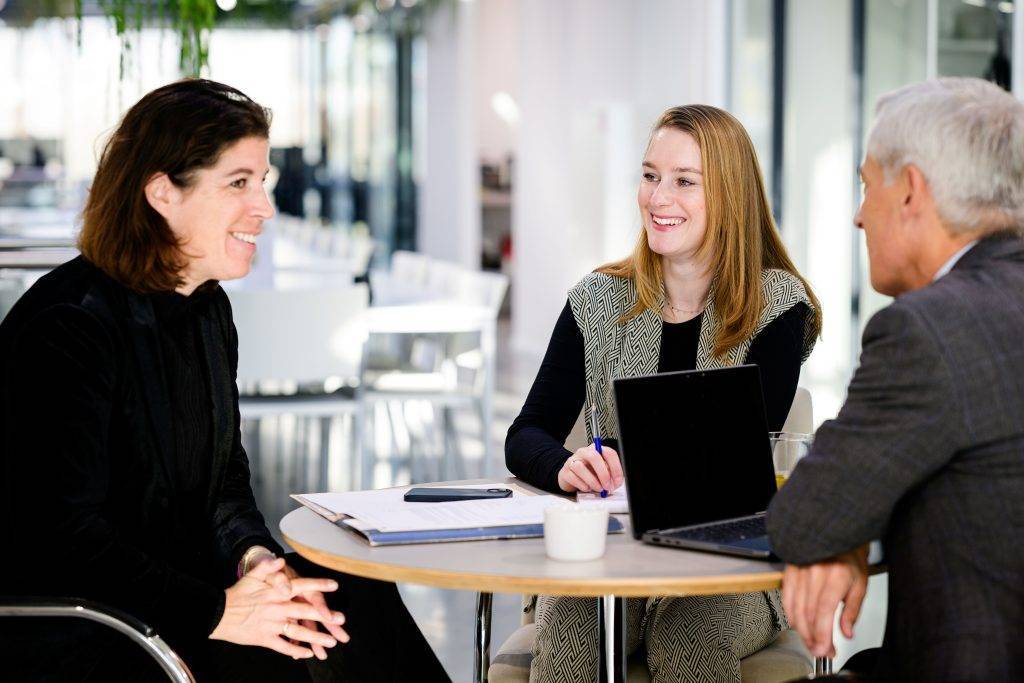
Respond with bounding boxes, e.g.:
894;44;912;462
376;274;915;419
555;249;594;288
418;1;480;268
474;0;519;166
416;0;728;356
509;0;730;358
780;0;855;425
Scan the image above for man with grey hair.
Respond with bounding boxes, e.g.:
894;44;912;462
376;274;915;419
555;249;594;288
767;77;1024;681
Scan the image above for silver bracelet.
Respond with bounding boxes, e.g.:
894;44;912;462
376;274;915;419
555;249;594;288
238;545;276;578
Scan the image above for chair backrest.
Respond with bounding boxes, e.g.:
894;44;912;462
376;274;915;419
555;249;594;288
424;260;465;299
345;233;375;276
228;284;369;386
462;269;509;315
782;386;814;434
391;250;431;285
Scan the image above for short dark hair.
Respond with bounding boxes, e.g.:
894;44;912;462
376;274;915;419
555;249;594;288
79;78;272;292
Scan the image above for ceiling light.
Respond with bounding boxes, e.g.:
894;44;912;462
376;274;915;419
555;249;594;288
491;91;520;128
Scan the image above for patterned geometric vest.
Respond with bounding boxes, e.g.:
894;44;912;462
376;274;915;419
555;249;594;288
567;268;816;443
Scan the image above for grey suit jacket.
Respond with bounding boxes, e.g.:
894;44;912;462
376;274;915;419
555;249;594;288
767;233;1024;682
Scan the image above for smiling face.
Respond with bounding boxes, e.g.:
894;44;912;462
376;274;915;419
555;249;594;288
638;128;708;261
161;136;274;292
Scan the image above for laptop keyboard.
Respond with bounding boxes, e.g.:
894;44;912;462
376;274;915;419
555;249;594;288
662;515;766;542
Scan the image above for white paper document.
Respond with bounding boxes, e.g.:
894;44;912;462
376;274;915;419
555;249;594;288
294;485;566;532
576;486;629;514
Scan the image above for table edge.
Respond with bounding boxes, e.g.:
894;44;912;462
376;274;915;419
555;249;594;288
284;533;785;597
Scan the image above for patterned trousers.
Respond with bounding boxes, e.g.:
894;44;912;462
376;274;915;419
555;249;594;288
530;592;781;683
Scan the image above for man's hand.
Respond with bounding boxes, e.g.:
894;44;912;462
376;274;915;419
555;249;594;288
782;545;869;657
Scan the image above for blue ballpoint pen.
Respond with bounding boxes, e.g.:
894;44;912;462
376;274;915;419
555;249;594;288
590;404;608;498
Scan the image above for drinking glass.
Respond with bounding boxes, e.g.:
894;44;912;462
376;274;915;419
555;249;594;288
769;431;812;488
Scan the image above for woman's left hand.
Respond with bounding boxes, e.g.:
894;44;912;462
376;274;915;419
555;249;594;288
250;556;350;660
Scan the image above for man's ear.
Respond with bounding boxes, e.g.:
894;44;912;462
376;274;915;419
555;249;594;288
901;164;933;219
144;173;178;221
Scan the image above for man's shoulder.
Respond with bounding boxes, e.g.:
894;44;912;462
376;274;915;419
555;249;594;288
899;255;1024;323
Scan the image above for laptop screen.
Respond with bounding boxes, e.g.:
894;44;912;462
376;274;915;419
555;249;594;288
612;365;778;538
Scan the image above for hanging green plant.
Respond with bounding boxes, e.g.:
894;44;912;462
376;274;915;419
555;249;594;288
70;0;217;77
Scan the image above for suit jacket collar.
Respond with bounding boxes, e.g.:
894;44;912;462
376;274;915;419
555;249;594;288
952;230;1024;272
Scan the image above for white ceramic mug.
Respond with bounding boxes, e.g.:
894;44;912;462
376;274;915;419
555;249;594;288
543;504;610;561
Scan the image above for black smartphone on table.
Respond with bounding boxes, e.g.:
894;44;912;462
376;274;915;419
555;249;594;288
403;487;513;503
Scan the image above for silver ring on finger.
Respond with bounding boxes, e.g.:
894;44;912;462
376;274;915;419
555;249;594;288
282;621;292;638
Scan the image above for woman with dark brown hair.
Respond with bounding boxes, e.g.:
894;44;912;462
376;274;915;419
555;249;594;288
0;79;448;682
506;105;821;681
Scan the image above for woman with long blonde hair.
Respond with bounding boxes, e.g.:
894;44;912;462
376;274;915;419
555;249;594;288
506;105;821;682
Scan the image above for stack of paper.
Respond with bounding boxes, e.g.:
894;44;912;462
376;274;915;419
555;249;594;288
293;484;624;546
576;486;629;514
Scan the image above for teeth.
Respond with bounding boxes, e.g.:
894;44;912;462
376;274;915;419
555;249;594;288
231;232;257;244
653;216;684;226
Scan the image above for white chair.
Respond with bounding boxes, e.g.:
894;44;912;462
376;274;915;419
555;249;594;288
345;232;375;278
781;386;814;434
228;285;369;491
368;250;434;306
326;229;375;280
358;262;508;485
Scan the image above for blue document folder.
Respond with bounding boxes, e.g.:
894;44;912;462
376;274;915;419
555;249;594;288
340;517;625;547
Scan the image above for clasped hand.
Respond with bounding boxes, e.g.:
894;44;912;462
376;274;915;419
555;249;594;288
557;444;624;493
210;556;350;660
782;545;869;658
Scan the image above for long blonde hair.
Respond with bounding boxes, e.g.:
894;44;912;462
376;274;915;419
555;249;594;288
597;104;822;357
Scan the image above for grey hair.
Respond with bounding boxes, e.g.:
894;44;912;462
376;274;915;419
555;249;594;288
867;77;1024;234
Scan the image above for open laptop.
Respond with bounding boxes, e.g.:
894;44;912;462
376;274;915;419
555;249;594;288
611;365;779;560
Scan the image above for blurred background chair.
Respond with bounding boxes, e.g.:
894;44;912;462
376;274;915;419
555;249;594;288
228;284;369;498
359;254;508;486
0;596;195;682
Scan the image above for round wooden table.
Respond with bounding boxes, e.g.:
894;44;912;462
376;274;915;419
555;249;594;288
281;479;794;682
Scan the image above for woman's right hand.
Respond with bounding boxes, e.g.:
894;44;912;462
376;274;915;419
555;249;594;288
210;557;347;659
557;445;624;493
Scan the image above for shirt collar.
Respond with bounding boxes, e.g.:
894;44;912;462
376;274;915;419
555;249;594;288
932;240;979;282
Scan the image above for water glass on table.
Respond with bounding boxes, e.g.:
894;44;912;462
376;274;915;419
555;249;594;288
769;431;811;488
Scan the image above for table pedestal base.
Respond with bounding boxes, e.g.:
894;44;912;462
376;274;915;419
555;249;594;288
475;591;493;683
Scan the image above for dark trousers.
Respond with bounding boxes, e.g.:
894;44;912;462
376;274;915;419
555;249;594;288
2;554;450;683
